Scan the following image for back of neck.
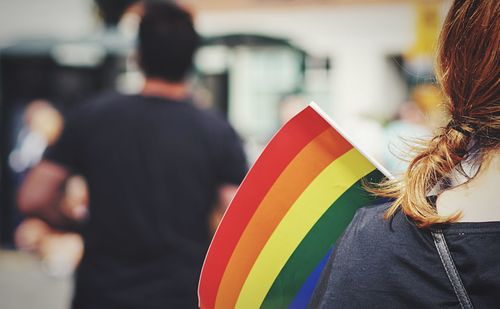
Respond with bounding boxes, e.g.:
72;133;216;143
437;152;500;222
141;78;188;101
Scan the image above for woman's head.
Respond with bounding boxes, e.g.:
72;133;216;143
377;0;500;227
437;0;499;150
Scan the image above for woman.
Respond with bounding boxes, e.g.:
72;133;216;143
310;1;499;308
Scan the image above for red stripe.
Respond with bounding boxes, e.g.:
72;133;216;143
198;107;330;309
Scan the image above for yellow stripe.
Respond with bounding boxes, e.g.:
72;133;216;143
234;148;375;309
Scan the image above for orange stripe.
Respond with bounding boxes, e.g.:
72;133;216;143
215;128;352;309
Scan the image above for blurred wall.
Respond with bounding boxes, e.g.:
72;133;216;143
197;3;429;156
0;0;450;159
0;0;95;45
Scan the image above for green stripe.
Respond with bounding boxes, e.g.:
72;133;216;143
260;169;385;309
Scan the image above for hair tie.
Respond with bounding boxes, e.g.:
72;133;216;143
452;126;472;137
448;120;473;137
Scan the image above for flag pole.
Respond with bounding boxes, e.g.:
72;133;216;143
309;102;394;180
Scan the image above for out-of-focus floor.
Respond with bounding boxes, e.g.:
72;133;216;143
0;250;72;309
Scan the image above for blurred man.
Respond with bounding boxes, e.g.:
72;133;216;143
18;2;247;308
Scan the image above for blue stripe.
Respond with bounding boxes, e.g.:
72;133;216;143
289;245;334;309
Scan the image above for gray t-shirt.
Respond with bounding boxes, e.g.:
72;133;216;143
310;204;500;308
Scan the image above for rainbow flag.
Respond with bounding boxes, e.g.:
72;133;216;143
198;104;390;309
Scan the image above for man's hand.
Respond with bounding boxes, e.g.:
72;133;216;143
17;160;77;229
60;176;88;222
209;184;239;235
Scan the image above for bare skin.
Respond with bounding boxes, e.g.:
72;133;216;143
437;151;500;222
141;78;189;100
18;161;72;228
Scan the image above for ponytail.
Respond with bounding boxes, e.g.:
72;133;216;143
374;0;500;227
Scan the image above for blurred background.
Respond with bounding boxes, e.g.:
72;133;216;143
0;0;449;308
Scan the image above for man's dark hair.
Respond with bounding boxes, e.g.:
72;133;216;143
138;1;200;82
94;0;137;26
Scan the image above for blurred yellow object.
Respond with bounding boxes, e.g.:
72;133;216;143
410;83;447;127
405;1;441;60
411;84;443;114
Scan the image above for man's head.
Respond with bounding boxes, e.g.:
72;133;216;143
138;1;200;83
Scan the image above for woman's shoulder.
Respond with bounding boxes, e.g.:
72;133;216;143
341;203;435;257
349;203;418;238
309;204;446;308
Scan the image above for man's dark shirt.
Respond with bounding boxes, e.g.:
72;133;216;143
44;93;247;309
310;204;500;308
